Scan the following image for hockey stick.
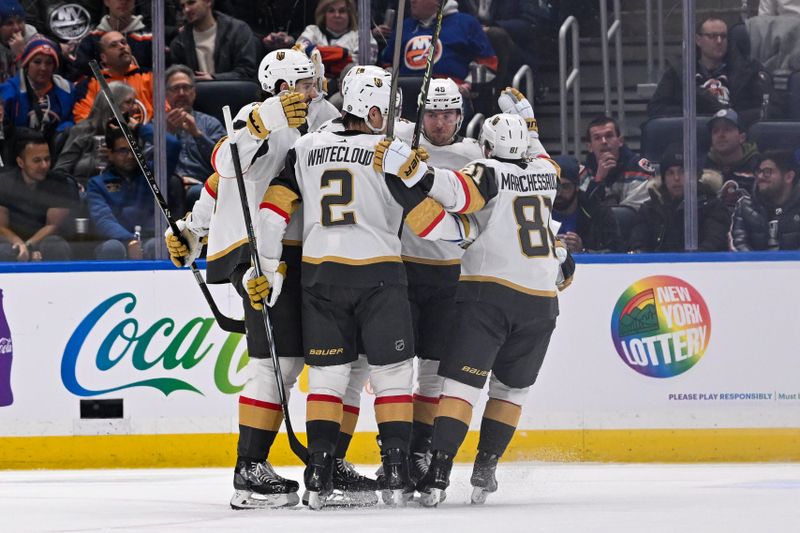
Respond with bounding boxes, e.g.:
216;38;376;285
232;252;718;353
410;0;445;149
385;0;406;139
221;105;308;465
88;61;246;334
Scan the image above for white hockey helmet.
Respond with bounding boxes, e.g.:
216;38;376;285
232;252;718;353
258;48;315;95
479;113;529;159
342;73;393;133
342;65;402;116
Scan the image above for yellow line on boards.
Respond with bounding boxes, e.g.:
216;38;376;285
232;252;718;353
0;428;798;470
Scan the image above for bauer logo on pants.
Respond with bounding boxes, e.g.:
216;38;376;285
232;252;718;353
611;276;711;378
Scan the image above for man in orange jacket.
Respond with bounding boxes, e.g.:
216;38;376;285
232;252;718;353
73;31;153;124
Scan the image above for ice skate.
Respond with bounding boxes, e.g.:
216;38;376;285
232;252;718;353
230;459;300;510
416;450;453;507
409;436;432;486
379;448;412;507
470;451;499;505
329;458;379;506
304;451;334;511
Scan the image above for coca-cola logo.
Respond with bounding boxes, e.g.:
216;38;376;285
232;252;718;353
0;337;11;354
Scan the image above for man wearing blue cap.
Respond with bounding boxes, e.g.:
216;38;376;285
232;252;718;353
700;108;760;206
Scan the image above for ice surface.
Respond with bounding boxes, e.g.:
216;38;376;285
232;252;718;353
1;463;799;532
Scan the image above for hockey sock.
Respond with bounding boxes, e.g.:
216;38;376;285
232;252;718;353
431;396;473;456
307;394;343;455
411;394;438;452
374;394;413;451
236;396;284;464
334;404;360;459
477;399;522;457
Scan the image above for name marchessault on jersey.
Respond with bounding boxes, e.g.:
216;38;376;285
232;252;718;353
500;171;558;193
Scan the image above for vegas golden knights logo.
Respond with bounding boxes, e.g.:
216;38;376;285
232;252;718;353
374;77;383;87
277;51;285;60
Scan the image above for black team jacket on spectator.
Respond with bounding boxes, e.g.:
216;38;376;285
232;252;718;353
701;142;760;194
580;144;654;208
629;182;730;252
647;46;770;124
169;11;258;81
730;183;800;250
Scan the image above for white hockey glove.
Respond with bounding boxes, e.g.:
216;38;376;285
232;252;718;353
554;241;575;292
246;92;308;140
373;138;428;187
164;214;203;268
444;213;479;249
498;87;549;158
243;258;287;310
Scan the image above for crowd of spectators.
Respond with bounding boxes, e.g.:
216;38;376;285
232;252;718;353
1;1;799;262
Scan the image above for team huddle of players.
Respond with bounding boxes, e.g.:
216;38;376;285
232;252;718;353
164;48;575;511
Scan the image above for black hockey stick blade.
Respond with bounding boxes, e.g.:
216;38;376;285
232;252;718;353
88;60;245;334
222;105;308;464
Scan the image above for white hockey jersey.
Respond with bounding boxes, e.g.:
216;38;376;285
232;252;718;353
411;156;562;313
258;129;408;287
394;120;483;267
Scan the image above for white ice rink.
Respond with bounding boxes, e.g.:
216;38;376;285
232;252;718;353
1;463;799;533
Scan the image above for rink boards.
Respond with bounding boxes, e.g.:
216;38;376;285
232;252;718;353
0;253;799;469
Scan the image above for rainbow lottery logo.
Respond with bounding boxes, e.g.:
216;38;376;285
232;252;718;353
611;276;711;378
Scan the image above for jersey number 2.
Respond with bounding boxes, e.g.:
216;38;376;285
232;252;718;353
513;196;554;257
321;170;356;226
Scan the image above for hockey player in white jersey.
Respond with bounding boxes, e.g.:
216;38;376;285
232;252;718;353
164;48;314;510
374;113;575;507
254;72;436;510
391;78;483;486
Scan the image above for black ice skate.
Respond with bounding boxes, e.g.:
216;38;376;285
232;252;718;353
304;451;334;511
330;458;379;506
409;436;432;485
230;459;300;510
470;451;500;505
379;447;412;506
416;450;453;507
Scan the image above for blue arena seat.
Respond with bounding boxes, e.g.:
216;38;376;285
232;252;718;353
610;205;638;250
747;121;800;152
640;117;713;162
397;76;425;121
194;80;260;126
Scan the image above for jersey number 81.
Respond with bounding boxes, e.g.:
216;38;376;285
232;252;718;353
513;196;555;257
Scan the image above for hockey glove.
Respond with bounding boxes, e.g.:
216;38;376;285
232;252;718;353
244;259;287;310
247;93;307;140
164;214;202;268
443;213;479;249
554;241;575;291
373;138;428;187
416;146;430;162
498;87;536;131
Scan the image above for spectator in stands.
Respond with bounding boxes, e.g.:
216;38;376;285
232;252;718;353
731;150;800;250
217;0;315;42
552;154;624;253
164;64;224;208
759;0;800;16
54;81;137;189
297;0;378;81
457;0;542;90
648;15;771;125
0;37;77;143
579;115;654;209
169;0;258;81
86;120;180;260
700;109;759;206
0;128;77;261
380;0;497;98
73;31;153;124
629;144;730;253
0;0;37;83
72;0;152;79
